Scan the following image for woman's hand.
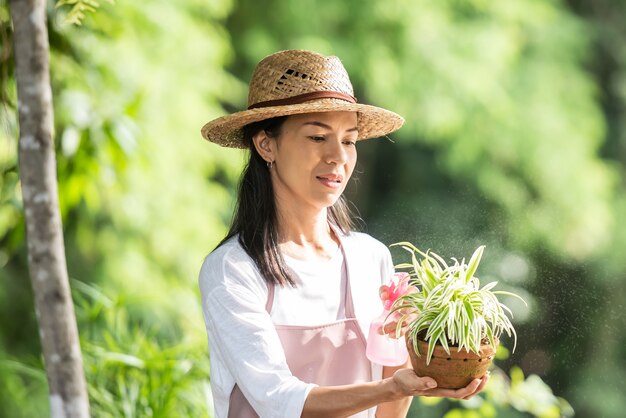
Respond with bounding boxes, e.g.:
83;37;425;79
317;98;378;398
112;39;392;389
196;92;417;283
391;369;490;400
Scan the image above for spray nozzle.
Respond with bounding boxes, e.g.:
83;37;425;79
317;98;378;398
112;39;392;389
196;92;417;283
383;272;410;311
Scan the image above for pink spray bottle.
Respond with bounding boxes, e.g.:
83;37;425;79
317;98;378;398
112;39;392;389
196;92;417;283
366;272;410;366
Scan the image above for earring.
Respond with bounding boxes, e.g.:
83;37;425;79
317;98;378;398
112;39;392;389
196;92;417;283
267;160;274;169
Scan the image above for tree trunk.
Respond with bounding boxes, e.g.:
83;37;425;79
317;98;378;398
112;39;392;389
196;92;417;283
8;0;90;417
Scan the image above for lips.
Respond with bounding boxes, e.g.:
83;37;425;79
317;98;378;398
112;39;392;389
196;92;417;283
316;174;343;189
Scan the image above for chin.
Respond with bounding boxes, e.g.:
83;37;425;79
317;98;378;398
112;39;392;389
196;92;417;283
322;195;343;209
309;189;345;211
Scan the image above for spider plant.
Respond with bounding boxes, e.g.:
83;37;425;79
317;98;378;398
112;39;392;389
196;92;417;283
390;242;526;365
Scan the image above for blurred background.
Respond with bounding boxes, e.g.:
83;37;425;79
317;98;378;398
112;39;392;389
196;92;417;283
1;0;625;417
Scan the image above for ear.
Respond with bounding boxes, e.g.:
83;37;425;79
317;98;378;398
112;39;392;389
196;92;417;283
251;130;276;163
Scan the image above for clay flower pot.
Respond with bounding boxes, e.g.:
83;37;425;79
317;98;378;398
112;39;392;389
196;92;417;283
407;338;497;389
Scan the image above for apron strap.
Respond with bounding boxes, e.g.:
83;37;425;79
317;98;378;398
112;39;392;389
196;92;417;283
265;279;275;313
341;255;357;319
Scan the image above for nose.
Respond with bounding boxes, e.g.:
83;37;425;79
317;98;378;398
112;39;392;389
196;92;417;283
324;139;349;165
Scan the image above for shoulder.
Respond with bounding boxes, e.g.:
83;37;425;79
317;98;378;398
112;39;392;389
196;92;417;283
198;236;267;297
342;230;395;280
342;230;391;259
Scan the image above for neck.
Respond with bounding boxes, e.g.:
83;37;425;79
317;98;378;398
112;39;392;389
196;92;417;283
275;199;339;261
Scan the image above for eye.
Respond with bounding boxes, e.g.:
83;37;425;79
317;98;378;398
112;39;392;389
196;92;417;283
308;136;325;142
343;138;357;146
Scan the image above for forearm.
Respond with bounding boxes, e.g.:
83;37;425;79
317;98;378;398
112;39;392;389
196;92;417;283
301;378;400;418
301;365;488;418
375;360;413;418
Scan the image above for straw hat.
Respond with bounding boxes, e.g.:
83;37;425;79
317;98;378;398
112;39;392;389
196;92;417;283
201;50;404;148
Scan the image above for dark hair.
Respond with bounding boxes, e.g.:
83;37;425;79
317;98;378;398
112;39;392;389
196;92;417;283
217;116;356;286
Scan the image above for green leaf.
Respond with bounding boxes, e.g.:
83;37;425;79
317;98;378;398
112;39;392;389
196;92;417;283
465;245;485;284
493;291;528;306
427;328;445;364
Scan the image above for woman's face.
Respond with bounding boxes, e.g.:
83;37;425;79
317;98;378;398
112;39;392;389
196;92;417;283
255;111;358;213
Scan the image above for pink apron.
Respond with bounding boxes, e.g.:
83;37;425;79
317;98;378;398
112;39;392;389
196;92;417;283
228;245;372;418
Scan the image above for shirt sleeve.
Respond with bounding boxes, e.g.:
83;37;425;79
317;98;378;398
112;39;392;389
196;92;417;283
199;249;317;418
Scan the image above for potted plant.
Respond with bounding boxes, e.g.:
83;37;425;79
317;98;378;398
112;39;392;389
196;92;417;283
389;242;526;389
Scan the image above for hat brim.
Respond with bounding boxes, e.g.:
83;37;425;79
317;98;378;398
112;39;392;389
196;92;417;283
201;98;404;148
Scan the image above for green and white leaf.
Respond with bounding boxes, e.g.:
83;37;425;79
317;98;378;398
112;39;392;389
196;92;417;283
391;244;526;365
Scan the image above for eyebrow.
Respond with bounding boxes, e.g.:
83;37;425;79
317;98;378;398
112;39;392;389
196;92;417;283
302;121;358;132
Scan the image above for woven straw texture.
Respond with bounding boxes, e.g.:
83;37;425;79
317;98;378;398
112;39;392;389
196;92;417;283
201;50;404;148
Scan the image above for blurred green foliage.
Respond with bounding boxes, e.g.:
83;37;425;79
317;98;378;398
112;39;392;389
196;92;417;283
75;280;211;418
2;0;626;417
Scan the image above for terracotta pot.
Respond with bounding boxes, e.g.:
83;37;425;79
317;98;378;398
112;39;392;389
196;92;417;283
406;338;497;389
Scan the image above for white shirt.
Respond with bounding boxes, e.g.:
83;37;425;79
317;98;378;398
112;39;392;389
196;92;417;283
274;248;346;324
199;231;394;418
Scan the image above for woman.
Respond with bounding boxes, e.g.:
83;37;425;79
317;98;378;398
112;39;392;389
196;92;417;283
198;50;488;418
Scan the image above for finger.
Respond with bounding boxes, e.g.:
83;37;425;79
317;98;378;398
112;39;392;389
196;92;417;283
462;373;490;400
379;285;390;301
396;310;418;323
452;378;482;399
396;370;438;390
382;322;398;335
412;375;438;391
381;318;414;337
381;319;409;336
424;378;482;399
